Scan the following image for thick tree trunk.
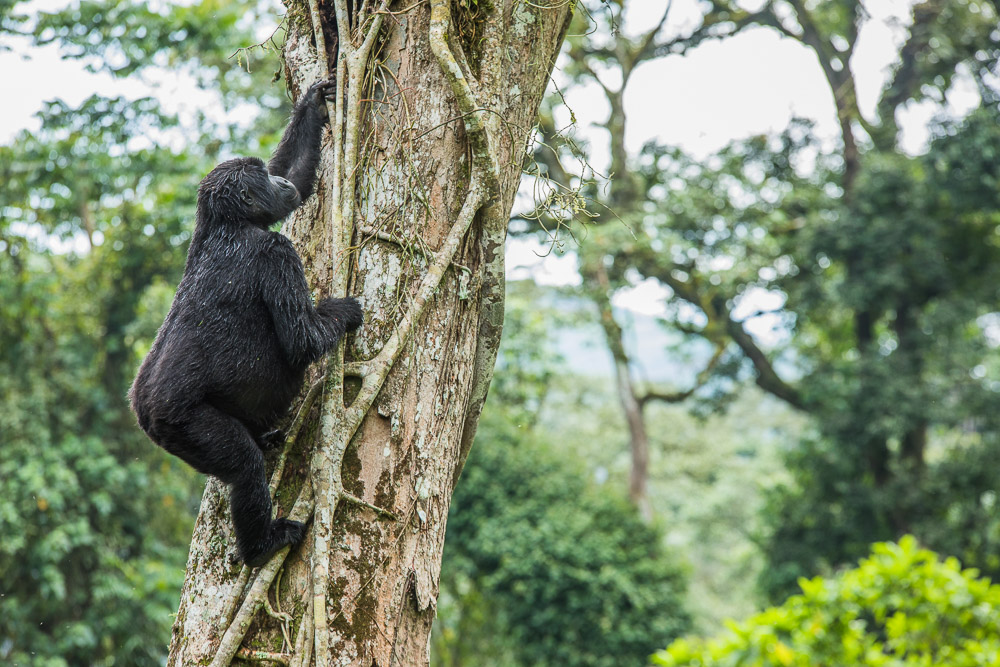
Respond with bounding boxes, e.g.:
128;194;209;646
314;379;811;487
164;1;572;665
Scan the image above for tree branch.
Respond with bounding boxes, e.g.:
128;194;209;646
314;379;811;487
639;343;724;407
783;0;866;192
634;0;673;65
721;304;805;411
234;649;292;665
662;271;806;411
876;0;946;144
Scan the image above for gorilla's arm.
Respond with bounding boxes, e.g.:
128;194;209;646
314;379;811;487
260;234;361;366
267;79;335;201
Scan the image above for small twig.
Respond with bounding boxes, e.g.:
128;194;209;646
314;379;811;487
263;567;294;651
381;0;427;16
234;649;293;665
218;565;253;634
230;18;287;72
341;493;400;520
357;224;430;258
288;590;314;667
269;378;324;498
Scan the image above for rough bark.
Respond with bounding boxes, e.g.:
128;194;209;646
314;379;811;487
164;1;573;665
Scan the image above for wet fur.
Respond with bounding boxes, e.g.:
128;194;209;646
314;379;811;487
129;80;362;567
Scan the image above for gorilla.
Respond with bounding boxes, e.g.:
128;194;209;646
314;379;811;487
130;79;362;567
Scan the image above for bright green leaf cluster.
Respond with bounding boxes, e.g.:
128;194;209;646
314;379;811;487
654;536;1000;667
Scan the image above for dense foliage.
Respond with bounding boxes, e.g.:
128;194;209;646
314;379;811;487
654;536;1000;667
757;99;1000;600
538;0;1000;606
0;95;202;666
0;438;187;665
0;0;288;663
435;409;691;667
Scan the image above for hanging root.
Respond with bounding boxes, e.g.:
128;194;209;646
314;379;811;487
210;485;315;667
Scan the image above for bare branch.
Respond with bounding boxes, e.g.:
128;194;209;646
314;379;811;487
876;0;946;141
724;316;805;410
662;271;806;411
578;56;615;97
269;378;324;497
634;0;673;64
784;0;866;192
234;649;292;665
639;343;724;407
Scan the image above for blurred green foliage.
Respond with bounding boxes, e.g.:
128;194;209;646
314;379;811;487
653;536;1000;667
0;438;188;665
758;100;1000;601
0;0;288;663
433;285;693;666
435;409;691;667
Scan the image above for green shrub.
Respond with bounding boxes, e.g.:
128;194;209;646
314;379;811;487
654;536;1000;667
436;413;691;667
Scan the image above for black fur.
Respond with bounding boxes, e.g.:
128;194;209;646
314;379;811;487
129;79;362;568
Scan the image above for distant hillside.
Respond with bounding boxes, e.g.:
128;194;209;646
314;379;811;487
505;280;714;385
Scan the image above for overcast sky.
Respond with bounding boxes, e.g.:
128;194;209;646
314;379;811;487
5;1;969;150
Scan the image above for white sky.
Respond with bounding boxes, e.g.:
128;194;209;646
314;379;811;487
1;0;983;326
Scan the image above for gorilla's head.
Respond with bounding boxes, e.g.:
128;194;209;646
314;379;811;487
198;157;301;228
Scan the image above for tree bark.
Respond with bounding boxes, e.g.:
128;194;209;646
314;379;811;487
164;1;573;665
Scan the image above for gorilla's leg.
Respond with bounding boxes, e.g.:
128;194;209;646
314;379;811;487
153;403;305;566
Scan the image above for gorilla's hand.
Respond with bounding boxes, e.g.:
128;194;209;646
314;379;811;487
305;78;337;113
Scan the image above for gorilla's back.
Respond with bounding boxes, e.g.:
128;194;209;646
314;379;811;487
129;225;304;433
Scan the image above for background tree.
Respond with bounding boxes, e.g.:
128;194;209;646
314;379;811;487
431;285;693;666
534;0;1000;601
527;1;785;518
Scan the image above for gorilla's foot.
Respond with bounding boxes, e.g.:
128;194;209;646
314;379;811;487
242;518;307;567
257;428;285;452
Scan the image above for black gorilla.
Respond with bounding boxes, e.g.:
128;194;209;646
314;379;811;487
130;79;362;567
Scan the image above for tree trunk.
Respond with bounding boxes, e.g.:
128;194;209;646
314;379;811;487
164;1;573;665
585;261;653;521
